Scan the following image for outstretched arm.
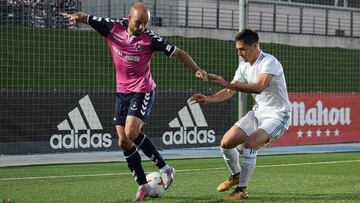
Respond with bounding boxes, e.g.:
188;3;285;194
62;12;89;25
209;73;272;94
62;13;115;38
172;48;208;81
190;86;236;105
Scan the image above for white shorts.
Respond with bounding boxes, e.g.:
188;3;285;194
235;110;290;140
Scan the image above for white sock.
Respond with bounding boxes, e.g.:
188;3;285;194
221;147;241;176
236;144;244;155
239;148;257;188
159;164;169;173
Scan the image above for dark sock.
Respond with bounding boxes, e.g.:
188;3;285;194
123;145;147;185
134;133;166;169
235;186;247;192
232;172;240;178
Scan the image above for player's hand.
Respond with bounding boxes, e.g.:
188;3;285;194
190;94;208;104
209;73;230;88
61;12;78;25
61;12;86;25
195;69;208;81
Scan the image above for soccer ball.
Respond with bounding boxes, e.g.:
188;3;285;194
146;172;166;198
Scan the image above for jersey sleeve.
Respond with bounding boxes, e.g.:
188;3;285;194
260;57;283;76
232;63;246;83
145;29;176;57
88;15;118;37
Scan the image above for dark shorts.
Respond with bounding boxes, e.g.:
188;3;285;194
113;91;155;126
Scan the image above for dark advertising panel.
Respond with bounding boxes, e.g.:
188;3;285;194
0;91;232;155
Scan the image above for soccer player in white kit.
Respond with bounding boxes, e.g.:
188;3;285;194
191;29;291;201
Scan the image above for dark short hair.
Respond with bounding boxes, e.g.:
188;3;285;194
235;29;259;45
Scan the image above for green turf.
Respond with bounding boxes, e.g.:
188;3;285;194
1;26;360;92
0;152;359;202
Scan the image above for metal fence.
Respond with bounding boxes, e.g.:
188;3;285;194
80;0;360;38
248;0;360;37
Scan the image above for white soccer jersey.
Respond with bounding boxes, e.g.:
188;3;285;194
233;51;291;120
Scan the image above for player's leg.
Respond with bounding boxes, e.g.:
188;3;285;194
130;117;175;191
117;125;148;186
221;111;258;200
240;129;268;190
224;129;265;201
217;125;247;192
116;125;152;201
113;93;151;201
239;113;290;191
127;91;175;190
226;113;290;201
241;113;291;189
126;115;167;169
120;119;153;201
218;111;257;193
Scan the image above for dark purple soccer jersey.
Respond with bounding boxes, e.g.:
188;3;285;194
88;16;176;93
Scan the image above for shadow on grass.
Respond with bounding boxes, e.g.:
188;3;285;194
147;196;225;203
103;192;360;202
104;196;225;203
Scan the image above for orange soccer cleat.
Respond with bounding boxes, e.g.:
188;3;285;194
216;175;240;192
224;186;249;201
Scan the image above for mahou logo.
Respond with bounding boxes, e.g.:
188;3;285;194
268;93;360;147
290;99;351;139
50;95;112;149
290;100;351;127
162;100;216;145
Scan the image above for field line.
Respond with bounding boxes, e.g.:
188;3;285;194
1;159;359;181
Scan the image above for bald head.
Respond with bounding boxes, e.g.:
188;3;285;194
128;3;150;36
129;3;150;21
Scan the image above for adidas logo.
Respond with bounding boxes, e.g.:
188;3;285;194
50;95;112;149
162;99;216;145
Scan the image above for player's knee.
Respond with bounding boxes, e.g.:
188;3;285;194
118;138;131;150
117;139;125;148
244;140;258;149
124;128;140;141
220;140;232;149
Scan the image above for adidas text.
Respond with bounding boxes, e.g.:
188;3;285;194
162;127;215;145
50;130;112;149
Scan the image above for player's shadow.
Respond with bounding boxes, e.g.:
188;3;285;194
99;192;360;203
147;196;225;202
103;196;226;203
103;197;225;203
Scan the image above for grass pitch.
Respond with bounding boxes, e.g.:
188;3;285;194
0;152;359;202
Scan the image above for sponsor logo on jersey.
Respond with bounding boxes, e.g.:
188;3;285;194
135;43;142;52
